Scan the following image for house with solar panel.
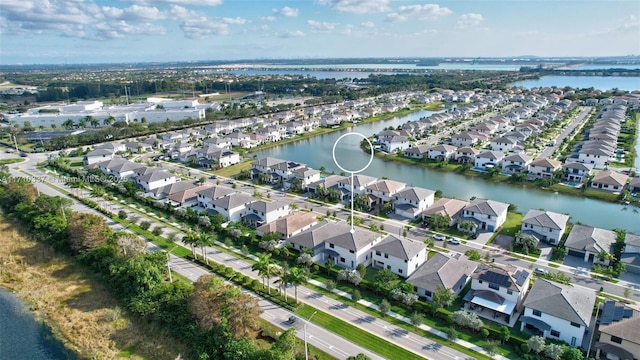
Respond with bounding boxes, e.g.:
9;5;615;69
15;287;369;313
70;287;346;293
463;263;531;326
520;279;596;348
596;300;640;360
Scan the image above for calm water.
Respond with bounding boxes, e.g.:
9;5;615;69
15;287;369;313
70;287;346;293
221;69;397;80
514;76;640;91
557;64;640;70
253;111;640;233
256;63;523;71
0;288;71;360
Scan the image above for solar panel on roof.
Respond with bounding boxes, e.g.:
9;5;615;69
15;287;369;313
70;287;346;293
623;308;633;318
614;306;624;320
601;301;615;325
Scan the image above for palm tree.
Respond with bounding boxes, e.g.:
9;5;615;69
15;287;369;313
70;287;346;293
182;230;199;258
274;264;290;301
285;267;309;304
62;119;75;130
103;116;115;126
86;116;99;128
197;232;212;264
252;253;274;294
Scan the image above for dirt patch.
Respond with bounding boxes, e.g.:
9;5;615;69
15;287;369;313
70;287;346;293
0;218;187;360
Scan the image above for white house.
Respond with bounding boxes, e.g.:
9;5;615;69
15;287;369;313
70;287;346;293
84;148;116;165
381;135;410;153
96;158;143;180
461;198;509;232
255;212;318;239
590;170;629;194
521;209;570;245
136;169;178;192
520;279;596;348
490;136;518;152
564;224;617;264
337;174;378;195
563;162;594;184
371;235;426;278
427;144;457;161
529;158;562;179
392;186;435;219
407;253;477;301
324;222;383;269
365;179;406;204
501;153;532;174
242;200;290;227
196;186;235;209
454;146;480;164
210;193;255;222
422;197;469;226
465;264;532;326
474;151;505;170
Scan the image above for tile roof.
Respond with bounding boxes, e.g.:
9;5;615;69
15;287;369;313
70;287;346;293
464;199;509;217
423;197;469;218
564;224;617;254
522;209;570;230
407;253;477;293
371;235;425;260
523;279;596;326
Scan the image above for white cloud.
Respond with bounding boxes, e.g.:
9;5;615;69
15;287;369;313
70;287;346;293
360;21;375;28
386;4;452;22
307;20;335;33
124;0;222;6
222;17;247;25
93;20;166;39
456;13;483;28
260;16;277;22
316;0;390;14
280;30;305;38
273;6;299;17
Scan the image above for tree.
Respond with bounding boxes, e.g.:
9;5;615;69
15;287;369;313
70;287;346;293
117;210;128;219
182;230;199;258
352;289;361;303
139;220;151;230
326;280;336;292
499;325;511;344
432;286;455;309
444;327;458;343
196;232;212;264
325;257;334;274
410;312;424;329
297;252;314;267
346;354;372;360
284;267;308;304
67;212;113;254
465;250;482;261
482;340;499;357
527;335;546;354
379;299;391;316
116;233;146;257
430;213;451;230
452;310;483;331
561;347;584;360
545;343;564;360
252;253;275;294
356;263;367;278
372;268;398;293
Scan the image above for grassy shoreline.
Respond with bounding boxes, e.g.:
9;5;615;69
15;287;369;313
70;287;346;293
0;216;188;359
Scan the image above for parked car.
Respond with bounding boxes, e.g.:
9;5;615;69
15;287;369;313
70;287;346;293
534;268;547;276
209;174;218;179
447;237;460;245
433;234;446;241
285;316;297;325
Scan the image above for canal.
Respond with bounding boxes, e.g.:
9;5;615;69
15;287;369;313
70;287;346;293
253;110;640;233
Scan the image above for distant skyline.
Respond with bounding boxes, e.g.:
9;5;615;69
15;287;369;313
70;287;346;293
1;0;639;65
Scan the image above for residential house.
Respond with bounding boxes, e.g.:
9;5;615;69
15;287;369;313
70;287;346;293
323;222;383;269
84;148;116;165
520;279;596;348
242;200;290;227
422;197;469;226
290;167;321;189
407;253;477;301
630;178;640;194
196;186;235;209
96;158;143;180
620;233;640;275
337;174;378;196
564;224;617;264
591;170;629;194
404;145;429;159
136;169;178;193
365;179;406;204
454;146;480;164
474;151;505;170
521;209;570;245
596;301;640;360
166;184;212;208
501;153;532;174
460;198;509;232
381;135;410;153
427;144;457;161
490;136;518;152
529;158;562;179
210;193;255;222
255;212;318;239
563;162;594;184
371;235;427;278
451;132;481;147
393;187;435;219
149;180;198;200
464;264;532;326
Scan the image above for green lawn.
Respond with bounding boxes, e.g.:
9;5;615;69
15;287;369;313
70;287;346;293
0;158;25;165
498;211;524;237
297;305;426;360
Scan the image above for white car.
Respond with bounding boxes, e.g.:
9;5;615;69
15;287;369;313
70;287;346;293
433;234;446;241
447;237;460;245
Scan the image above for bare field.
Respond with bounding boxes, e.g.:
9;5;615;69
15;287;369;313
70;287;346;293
0;218;187;360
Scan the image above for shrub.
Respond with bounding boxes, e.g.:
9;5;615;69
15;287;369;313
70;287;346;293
118;210;127;219
139;220;151;230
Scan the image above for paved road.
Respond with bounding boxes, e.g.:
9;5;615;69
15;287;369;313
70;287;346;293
4;153;382;360
539;106;593;159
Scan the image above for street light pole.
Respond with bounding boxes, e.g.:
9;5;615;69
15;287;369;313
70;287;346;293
304;311;318;360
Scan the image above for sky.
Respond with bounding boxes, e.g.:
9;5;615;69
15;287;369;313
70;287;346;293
1;0;639;64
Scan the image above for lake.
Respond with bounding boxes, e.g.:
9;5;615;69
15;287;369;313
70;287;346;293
514;76;640;91
253;110;640;233
0;287;71;360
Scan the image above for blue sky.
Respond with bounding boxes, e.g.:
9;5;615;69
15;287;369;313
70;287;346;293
1;0;639;64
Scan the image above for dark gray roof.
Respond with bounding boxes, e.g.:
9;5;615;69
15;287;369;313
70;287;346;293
523;279;596;326
137;170;175;183
407;253;477;293
196;186;235;200
394;187;435;203
211;193;254;210
565;224;617;253
598;305;640;344
521;209;570;230
464;198;509;217
520;316;552;331
286;220;337;250
324;222;382;251
471;264;530;292
476;151;504;160
245;200;288;213
371;235;425;260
